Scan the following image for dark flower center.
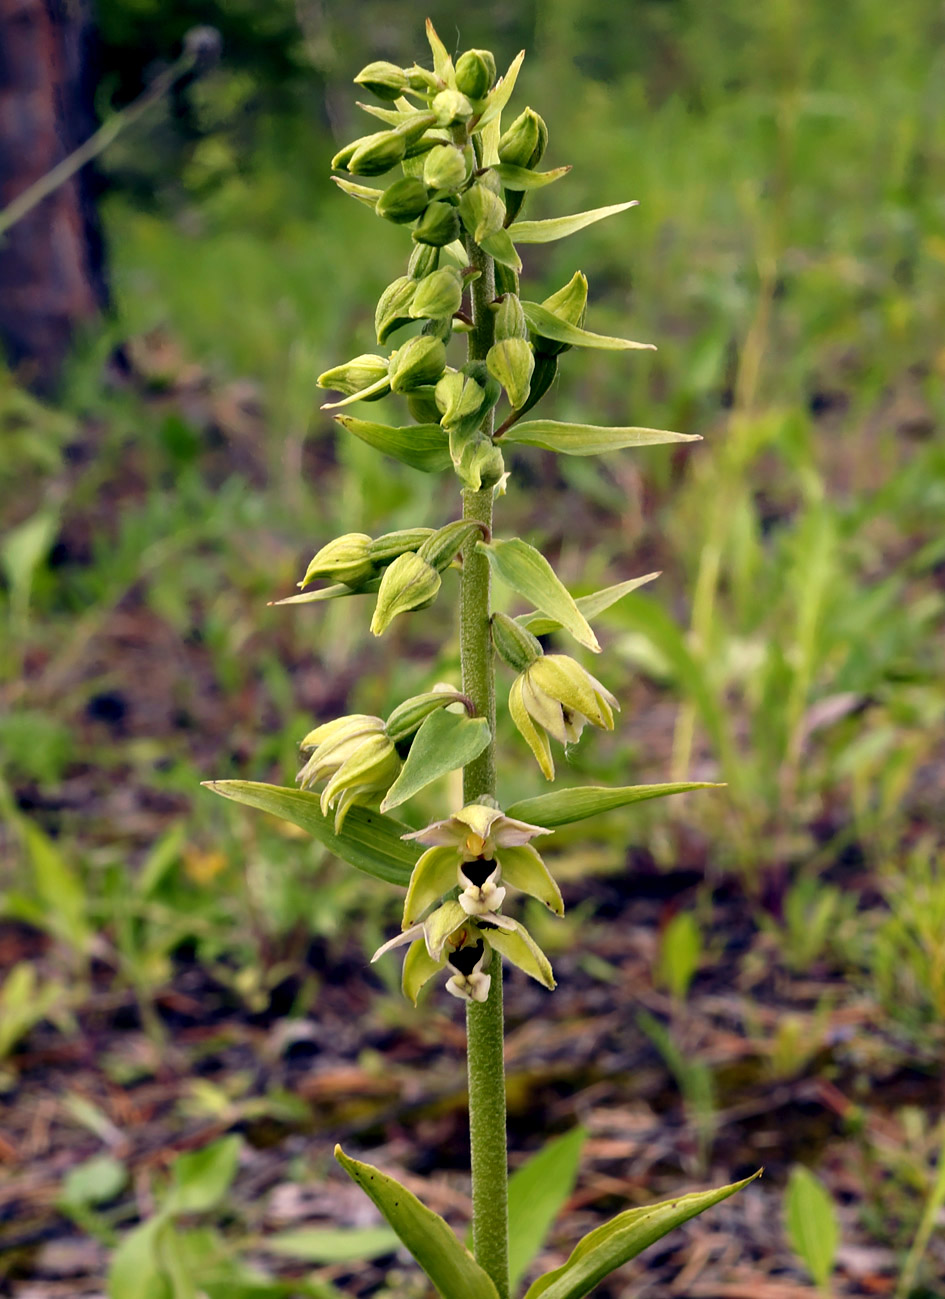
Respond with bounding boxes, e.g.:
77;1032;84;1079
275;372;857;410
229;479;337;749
462;857;497;887
447;939;484;975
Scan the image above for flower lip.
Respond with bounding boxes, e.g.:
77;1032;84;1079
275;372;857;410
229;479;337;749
447;939;485;976
461;857;497;888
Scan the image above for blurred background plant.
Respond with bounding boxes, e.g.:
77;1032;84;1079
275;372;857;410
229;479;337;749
1;0;944;1295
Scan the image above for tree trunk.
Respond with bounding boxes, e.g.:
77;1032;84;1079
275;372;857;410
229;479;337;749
0;0;108;393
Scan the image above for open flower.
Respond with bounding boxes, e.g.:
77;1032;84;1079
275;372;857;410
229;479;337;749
400;803;561;926
297;715;400;832
509;654;619;780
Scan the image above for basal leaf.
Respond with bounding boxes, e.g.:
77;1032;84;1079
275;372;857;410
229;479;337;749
380;710;491;811
334;416;452;472
521;574;661;635
504;419;698;455
493;164;572;191
479;538;600;652
508;1128;586;1293
335;1146;499;1299
509;201;638;244
202;782;418;887
505;782;722;828
524;1173;760;1299
520;304;655;352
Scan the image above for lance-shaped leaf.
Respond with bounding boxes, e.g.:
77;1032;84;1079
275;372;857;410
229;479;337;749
524;1172;761;1299
479;538;599;652
493;163;572;190
380;709;491;812
503;420;699;455
335;1146;500;1299
505;782;723;828
520;303;655;352
202;782;418;887
476;49;526;128
510;200;638;244
520;574;661;635
508;1128;586;1295
334;416;452;472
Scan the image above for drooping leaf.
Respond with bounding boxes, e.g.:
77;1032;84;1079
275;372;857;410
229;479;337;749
334;416;452;472
203;782;418;887
492;164;572;190
521;574;661;635
508;1128;586;1293
381;709;491;811
524;1173;761;1299
476;49;526;128
785;1166;838;1290
503;420;698;455
509;201;638;244
335;1146;499;1299
505;782;722;828
479;538;599;652
166;1136;242;1215
263;1226;400;1264
520;304;655;352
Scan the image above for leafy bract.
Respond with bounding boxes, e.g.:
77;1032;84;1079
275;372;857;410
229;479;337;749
479;538;599;652
334;1147;499;1299
476;49;526;128
493;164;572;190
521;574;661;635
505;782;722;828
503;420;697;455
334;415;452;472
524;1173;760;1299
520;303;654;352
509;201;638;244
202;782;418;887
380;709;491;811
272;581;379;607
508;1128;586;1293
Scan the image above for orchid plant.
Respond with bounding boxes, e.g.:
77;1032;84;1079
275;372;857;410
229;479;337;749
207;22;756;1297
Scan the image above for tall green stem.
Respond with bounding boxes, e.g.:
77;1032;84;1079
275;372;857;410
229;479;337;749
461;235;509;1298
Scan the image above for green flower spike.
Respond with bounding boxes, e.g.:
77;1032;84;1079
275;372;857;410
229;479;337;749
509;653;619;780
297;715;401;831
401;803;561;925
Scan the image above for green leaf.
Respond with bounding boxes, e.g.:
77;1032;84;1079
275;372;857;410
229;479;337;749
166;1136;242;1215
476;49;526;127
380;709;491;812
509;201;638;244
524;1173;760;1299
24;822;92;954
480;227;522;272
334;416;452;472
263;1226;399;1263
61;1154;127;1208
785;1166;838;1290
272;581;379;607
109;1215;170;1299
508;1129;586;1293
657;912;702;1001
479;538;599;652
492;163;572;190
520;304;655;352
505;782;722;827
202;782;418;888
521;574;661;635
334;1146;499;1299
503;419;698;454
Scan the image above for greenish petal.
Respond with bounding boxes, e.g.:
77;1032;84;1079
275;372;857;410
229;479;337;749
487;920;555;989
403;845;460;927
499;843;563;916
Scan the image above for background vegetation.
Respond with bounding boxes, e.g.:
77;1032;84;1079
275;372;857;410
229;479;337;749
2;1;944;1294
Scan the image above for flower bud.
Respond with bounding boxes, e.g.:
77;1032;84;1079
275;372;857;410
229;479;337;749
435;369;484;429
385;689;469;743
458;182;505;243
346;129;408;176
491;293;527;341
422;144;469;192
431;88;474;126
409;267;464;320
492;611;543;672
396;110;440;154
376;177;430;224
368;528;435;564
297;714;400;830
451;430;505;491
375;276;417;345
406;388;443;423
454;49;496;100
371;551;441;636
353;60;409;101
317;353;389;397
388;335;447;393
418;519;485;572
301;533;375;588
486;337;534;410
498;107;548;170
534;271;589;356
407;242;440;279
412;201;462;247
